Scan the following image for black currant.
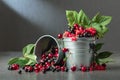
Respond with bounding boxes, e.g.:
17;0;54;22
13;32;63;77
18;70;22;74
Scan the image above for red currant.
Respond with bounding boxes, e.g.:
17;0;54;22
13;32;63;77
71;66;76;72
58;34;63;39
48;53;53;58
73;24;79;30
71;37;77;41
81;66;87;72
61;66;66;72
62;48;69;53
63;31;71;37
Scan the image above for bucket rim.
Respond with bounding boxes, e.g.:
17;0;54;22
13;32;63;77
34;35;63;64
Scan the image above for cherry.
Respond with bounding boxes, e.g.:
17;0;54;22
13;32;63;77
58;34;63;39
71;66;76;72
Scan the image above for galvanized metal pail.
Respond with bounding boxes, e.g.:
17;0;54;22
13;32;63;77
34;35;64;64
63;37;95;70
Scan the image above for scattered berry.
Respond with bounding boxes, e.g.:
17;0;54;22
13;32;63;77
71;66;76;72
81;66;87;72
62;48;69;53
58;34;63;39
18;70;22;74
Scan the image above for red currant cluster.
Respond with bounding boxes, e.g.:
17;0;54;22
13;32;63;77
8;47;68;74
8;64;19;70
58;24;97;41
70;63;106;72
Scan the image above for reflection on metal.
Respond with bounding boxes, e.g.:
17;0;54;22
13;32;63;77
63;38;95;69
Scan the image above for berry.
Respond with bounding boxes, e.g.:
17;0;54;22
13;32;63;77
71;66;76;72
89;43;95;49
35;63;39;67
81;66;87;72
101;63;106;68
41;54;46;59
54;52;59;57
48;53;53;58
11;64;19;70
89;67;94;71
62;48;69;53
79;26;84;31
73;24;79;30
75;29;82;35
63;31;71;37
83;31;92;37
71;37;77;41
18;70;22;74
55;48;58;53
34;67;40;73
87;27;96;36
61;66;66;72
28;66;34;72
58;34;63;39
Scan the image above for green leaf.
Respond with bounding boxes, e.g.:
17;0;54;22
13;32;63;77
95;43;104;51
92;12;101;23
101;25;109;35
23;44;35;56
78;10;90;26
24;54;37;62
97;51;113;59
26;59;36;65
73;11;78;24
8;57;29;67
92;13;112;26
66;10;76;27
99;16;112;26
95;57;100;64
91;23;102;33
99;58;113;64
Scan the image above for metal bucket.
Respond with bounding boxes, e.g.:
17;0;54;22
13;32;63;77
34;35;64;64
63;37;95;70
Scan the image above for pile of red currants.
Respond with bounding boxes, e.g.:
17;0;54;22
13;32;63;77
58;24;97;41
8;46;106;74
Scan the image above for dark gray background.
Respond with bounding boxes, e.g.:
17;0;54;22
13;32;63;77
0;0;119;53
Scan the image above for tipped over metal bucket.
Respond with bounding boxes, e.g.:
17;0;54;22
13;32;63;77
34;35;64;65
